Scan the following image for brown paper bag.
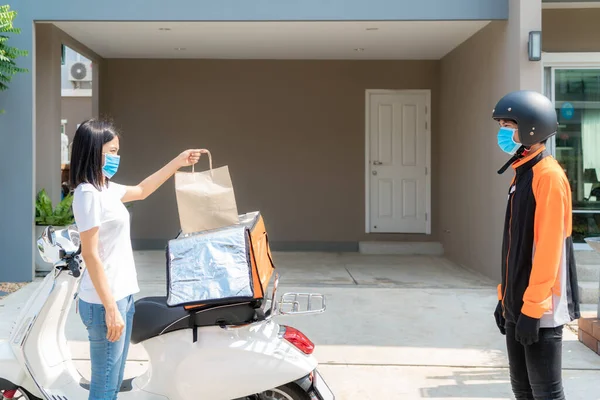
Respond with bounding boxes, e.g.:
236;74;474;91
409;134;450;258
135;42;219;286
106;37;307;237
174;151;239;234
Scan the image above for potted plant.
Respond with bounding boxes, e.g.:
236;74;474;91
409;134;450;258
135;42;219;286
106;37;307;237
34;189;75;273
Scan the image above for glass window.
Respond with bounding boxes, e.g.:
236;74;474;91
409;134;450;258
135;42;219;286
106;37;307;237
553;68;600;242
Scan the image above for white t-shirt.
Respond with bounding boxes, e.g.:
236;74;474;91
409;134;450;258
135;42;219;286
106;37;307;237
72;181;140;304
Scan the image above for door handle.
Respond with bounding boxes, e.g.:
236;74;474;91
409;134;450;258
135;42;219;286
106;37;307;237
373;161;383;165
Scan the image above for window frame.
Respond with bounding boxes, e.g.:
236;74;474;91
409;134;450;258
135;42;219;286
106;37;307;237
542;52;600;250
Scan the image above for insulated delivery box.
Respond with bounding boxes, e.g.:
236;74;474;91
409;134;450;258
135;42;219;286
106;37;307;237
166;211;275;309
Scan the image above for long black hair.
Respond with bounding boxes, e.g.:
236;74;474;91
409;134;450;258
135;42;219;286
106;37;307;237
70;119;119;191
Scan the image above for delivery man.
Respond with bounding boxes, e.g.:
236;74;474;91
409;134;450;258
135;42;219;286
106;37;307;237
491;90;581;400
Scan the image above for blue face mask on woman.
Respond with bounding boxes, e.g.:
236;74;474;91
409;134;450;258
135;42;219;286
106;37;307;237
102;153;120;179
497;127;521;155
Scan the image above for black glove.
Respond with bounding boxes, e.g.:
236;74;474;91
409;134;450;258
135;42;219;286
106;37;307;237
494;301;506;335
515;314;540;346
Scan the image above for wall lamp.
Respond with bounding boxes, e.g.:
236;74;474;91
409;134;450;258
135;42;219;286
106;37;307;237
528;31;542;61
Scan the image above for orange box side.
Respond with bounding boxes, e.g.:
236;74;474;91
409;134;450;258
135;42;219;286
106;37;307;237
249;215;275;294
184;214;275;310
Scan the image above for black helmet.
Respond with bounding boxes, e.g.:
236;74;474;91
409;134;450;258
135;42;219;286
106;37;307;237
492;90;558;147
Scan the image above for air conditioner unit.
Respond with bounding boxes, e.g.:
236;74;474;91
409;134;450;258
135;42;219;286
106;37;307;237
68;61;92;82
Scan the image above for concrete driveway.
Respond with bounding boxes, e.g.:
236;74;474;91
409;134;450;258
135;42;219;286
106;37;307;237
3;251;600;399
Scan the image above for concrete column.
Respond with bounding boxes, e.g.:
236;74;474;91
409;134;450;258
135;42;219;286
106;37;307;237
0;14;35;282
509;0;543;91
35;24;63;207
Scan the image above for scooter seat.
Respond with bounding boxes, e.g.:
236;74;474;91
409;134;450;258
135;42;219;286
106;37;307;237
131;296;263;344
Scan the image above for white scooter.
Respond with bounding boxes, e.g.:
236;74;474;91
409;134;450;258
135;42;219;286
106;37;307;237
0;226;335;400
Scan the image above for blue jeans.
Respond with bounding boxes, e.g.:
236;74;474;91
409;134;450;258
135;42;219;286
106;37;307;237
78;295;135;400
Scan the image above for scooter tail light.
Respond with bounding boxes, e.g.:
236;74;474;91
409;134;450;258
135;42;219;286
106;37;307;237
282;326;315;355
2;390;18;399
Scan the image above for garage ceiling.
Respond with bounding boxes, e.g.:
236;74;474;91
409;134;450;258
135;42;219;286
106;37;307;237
53;20;491;60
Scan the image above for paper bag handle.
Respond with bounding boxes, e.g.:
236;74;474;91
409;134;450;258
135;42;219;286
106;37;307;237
191;150;213;177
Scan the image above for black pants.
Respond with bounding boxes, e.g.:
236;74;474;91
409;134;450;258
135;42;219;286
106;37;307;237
505;323;566;400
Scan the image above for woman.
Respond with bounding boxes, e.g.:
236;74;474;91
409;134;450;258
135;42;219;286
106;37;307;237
70;119;206;400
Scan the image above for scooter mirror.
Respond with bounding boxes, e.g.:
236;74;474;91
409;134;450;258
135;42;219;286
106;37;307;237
37;225;62;264
44;226;57;245
67;224;81;248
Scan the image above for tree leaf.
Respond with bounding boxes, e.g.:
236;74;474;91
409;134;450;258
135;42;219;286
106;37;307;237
0;4;28;107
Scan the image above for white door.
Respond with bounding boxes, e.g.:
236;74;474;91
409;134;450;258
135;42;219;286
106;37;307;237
366;90;430;234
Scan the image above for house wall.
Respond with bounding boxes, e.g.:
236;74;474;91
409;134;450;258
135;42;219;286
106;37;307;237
542;9;600;52
100;59;441;249
14;0;508;22
439;0;542;280
0;0;509;282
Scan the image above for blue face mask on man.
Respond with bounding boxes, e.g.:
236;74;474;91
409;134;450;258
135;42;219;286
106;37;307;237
497;127;521;155
102;153;120;179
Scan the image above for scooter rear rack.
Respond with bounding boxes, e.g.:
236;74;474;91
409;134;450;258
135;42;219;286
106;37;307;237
279;293;326;315
263;273;326;318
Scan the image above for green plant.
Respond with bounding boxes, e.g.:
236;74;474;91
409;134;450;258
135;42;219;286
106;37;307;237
35;189;75;226
0;4;29;114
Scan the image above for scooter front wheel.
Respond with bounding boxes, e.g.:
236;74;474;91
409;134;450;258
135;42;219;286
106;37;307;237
257;383;310;400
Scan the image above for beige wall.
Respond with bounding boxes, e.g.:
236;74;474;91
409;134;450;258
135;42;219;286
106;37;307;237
100;59;441;249
35;23;102;206
543;9;600;52
439;0;542;280
61;97;93;141
35;24;63;205
439;21;514;280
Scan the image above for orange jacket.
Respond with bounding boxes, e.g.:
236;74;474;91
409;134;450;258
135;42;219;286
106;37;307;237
497;146;580;327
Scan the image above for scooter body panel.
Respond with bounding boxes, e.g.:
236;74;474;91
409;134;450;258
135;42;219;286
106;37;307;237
13;271;81;398
139;322;317;399
0;226;332;400
2;269;319;400
5;272;57;398
42;380;170;400
0;340;26;390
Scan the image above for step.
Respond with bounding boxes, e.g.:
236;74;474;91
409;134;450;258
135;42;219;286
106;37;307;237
578;317;600;356
575;249;600;266
577;264;600;282
579;281;600;305
358;241;444;256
